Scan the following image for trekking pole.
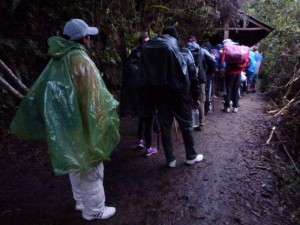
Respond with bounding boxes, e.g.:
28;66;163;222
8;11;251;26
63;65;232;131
155;110;160;150
211;76;215;112
173;118;179;140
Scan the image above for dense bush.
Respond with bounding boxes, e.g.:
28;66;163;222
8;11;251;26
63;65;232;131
247;0;300;220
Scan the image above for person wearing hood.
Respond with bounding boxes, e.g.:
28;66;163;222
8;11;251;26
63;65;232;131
200;41;216;114
10;19;120;221
186;37;216;128
246;49;257;93
137;26;203;168
252;46;264;93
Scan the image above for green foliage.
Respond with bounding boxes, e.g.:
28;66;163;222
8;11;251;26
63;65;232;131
0;0;245;96
247;0;300;222
0;0;250;119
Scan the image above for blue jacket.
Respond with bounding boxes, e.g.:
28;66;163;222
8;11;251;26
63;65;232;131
248;50;257;73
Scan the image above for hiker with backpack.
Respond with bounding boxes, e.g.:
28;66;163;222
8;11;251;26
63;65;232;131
119;34;149;117
179;47;201;106
221;39;249;113
201;41;217;115
246;49;257;94
250;46;263;93
186;36;206;130
211;43;226;97
120;32;158;156
138;27;203;167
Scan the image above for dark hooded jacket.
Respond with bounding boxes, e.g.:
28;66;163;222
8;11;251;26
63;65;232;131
186;41;206;84
180;47;200;101
137;34;189;94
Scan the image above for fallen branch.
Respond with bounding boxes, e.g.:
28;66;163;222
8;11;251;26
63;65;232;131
266;109;279;114
285;62;299;87
0;76;24;99
0;59;29;92
251;210;262;218
278;111;300;123
274;130;300;174
0;76;24;98
266;126;276;144
273;98;295;117
253;166;270;171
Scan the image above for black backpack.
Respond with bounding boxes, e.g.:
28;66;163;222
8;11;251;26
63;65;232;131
188;47;206;84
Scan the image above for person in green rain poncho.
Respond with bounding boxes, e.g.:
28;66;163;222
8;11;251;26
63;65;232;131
10;19;120;221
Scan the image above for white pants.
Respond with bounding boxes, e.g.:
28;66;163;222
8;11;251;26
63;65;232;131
69;162;105;217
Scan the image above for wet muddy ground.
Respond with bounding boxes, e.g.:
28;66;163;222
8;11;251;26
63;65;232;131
0;92;296;225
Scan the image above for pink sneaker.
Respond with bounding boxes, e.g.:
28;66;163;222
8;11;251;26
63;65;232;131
138;139;144;148
145;147;157;156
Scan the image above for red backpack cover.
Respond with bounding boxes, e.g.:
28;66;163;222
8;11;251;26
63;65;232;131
223;44;249;68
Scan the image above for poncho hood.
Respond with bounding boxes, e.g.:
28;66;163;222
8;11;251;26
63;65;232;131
48;36;86;60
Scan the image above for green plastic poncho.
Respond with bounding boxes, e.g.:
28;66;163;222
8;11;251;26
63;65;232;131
10;36;120;176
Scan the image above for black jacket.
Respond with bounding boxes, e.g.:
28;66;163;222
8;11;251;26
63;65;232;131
138;34;189;94
180;48;200;101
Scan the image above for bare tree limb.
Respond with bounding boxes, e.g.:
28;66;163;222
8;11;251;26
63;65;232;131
0;59;29;92
0;76;24;99
274;130;300;174
283;63;300;99
266;126;276;144
273;94;298;118
285;62;300;88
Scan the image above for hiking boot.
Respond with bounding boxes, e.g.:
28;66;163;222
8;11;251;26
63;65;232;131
186;154;204;165
194;126;201;131
167;159;176;168
145;147;157;156
83;206;116;220
233;107;238;113
138;139;144;148
75;202;84;211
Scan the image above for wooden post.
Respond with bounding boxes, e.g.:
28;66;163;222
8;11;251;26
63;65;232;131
224;20;229;39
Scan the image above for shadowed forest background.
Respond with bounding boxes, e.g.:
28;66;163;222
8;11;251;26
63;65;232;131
0;0;299;223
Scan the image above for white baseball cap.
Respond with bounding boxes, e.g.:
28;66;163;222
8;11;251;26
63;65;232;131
222;39;238;45
63;19;99;40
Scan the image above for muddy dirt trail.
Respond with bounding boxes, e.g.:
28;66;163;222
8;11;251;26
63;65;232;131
0;92;293;225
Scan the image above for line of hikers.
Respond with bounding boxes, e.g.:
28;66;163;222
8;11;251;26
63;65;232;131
10;19;263;221
120;26;263;157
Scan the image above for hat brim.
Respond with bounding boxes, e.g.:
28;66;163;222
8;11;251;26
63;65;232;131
87;27;99;36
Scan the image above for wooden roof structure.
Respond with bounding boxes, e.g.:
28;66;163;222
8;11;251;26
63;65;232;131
209;12;275;47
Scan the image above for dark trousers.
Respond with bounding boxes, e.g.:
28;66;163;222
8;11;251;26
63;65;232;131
217;68;225;93
156;89;197;163
138;86;197;163
224;74;241;108
137;116;154;149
